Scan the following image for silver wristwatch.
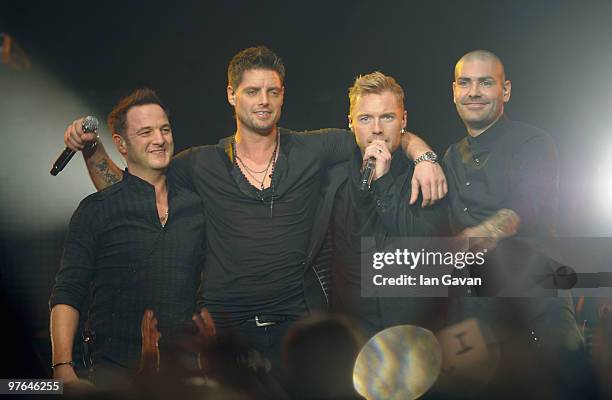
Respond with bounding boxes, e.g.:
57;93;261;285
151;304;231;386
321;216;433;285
413;151;438;165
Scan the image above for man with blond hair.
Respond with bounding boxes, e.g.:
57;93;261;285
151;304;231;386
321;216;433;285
325;71;447;336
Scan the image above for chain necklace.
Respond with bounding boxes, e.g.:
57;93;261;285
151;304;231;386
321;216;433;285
235;152;274;188
232;131;279;217
160;210;169;227
235;156;272;175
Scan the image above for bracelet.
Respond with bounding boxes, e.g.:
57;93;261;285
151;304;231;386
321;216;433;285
51;360;73;369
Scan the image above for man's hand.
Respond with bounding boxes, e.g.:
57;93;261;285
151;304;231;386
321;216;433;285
52;363;78;383
64;117;97;152
139;309;161;374
598;298;612;319
53;365;94;392
362;140;392;181
193;308;217;345
457;225;500;252
193;308;216;371
410;161;448;207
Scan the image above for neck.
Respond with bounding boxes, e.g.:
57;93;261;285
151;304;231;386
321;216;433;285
234;126;278;159
466;113;503;137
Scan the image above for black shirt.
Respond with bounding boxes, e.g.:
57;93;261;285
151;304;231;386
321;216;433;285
49;171;206;369
443;115;558;236
170;128;355;323
331;147;447;333
443;116;567;301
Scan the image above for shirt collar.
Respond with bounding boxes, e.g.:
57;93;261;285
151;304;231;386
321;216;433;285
220;127;291;166
124;168;168;193
466;114;510;148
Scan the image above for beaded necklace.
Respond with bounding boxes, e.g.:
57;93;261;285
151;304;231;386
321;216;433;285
232;131;279;217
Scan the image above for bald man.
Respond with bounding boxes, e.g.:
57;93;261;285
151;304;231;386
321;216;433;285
442;50;586;398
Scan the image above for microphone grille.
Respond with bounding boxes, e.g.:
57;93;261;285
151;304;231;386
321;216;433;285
82;116;99;133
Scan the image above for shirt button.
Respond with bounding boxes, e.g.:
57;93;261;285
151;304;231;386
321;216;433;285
465;181;471;186
463;207;468;212
474;158;480;164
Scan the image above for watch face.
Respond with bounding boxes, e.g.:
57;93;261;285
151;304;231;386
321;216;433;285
415;151;438;164
424;151;438;162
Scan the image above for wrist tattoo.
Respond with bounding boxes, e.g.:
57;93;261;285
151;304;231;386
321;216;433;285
95;160;121;185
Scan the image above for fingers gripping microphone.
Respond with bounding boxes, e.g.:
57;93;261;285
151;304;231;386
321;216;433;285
360;157;376;191
50;116;99;176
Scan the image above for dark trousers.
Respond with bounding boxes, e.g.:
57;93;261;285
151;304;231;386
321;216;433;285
220;317;296;373
88;357;133;390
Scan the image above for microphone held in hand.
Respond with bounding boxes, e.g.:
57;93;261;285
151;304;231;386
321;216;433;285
50;116;99;176
360;157;376;191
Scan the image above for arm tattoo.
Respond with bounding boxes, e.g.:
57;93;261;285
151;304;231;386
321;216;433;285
480;209;520;239
94;159;121;185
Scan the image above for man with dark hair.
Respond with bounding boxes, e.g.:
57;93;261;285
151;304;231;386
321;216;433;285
62;46;447;368
50;88;206;388
227;46;285;90
443;50;584;397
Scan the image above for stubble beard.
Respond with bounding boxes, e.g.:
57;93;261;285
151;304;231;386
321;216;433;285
238;111;279;137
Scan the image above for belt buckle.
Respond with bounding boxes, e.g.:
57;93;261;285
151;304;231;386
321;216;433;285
255;315;276;327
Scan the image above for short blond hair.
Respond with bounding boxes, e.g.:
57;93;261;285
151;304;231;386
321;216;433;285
348;71;404;116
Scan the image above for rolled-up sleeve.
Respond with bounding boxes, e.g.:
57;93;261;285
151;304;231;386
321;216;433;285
49;199;98;313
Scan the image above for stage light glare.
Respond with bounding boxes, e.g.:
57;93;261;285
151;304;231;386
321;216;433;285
594;152;612;220
0;63;121;235
353;325;441;400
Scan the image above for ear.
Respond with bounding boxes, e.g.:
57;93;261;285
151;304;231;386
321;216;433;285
347;114;353;131
452;81;458;104
401;110;408;130
502;80;512;103
113;134;127;156
227;85;236;106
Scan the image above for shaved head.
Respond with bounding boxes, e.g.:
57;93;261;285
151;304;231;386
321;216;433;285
452;50;511;136
455;50;505;81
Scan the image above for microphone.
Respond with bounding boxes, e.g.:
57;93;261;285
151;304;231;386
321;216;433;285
360;157;376;191
50;116;99;176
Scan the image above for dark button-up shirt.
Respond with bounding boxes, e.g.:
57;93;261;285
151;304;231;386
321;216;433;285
443;116;568;309
49;170;206;369
443;115;559;236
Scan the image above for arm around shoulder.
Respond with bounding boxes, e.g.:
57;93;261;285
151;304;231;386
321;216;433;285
401;131;448;206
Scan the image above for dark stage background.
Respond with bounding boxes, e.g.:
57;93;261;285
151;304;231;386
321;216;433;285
1;0;612;377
